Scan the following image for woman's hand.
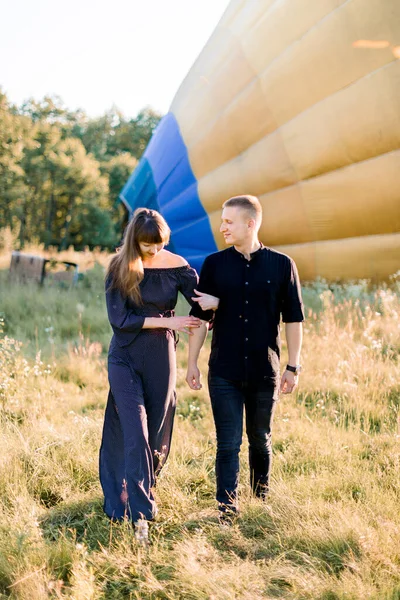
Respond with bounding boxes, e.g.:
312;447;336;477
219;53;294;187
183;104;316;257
168;316;202;335
191;290;220;311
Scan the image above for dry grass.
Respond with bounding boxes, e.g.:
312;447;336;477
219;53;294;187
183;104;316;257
0;244;399;599
0;227;111;272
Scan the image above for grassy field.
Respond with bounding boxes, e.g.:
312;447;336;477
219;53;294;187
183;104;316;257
0;247;399;599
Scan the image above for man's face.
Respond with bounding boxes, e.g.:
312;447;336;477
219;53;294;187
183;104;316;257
220;206;253;246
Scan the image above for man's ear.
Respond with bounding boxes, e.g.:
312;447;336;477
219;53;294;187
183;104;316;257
248;218;256;231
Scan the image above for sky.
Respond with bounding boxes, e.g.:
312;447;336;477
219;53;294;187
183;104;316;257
1;0;229;118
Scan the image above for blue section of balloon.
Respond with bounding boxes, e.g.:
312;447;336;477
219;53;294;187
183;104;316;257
120;112;217;273
120;158;158;212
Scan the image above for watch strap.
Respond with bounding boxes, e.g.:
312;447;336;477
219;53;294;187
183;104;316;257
286;364;301;374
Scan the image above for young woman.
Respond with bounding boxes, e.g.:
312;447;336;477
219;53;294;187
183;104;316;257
99;208;201;544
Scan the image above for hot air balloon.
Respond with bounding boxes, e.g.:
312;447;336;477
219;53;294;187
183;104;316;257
121;0;400;279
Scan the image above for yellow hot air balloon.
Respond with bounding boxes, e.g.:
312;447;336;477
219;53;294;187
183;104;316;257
121;0;400;280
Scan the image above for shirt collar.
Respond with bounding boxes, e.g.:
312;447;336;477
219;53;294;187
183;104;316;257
231;242;264;260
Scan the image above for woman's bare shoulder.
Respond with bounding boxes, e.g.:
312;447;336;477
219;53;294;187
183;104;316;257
162;250;188;267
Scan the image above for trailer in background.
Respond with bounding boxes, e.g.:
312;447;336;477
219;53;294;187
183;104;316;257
9;252;79;286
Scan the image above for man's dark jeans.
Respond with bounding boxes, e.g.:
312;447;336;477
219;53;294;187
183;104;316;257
208;374;279;512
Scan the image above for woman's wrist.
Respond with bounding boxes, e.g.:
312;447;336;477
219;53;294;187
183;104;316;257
143;317;170;329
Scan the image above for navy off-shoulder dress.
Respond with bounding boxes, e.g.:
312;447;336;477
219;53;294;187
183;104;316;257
99;265;198;522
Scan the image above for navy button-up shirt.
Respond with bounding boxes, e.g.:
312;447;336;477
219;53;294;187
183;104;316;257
190;245;304;383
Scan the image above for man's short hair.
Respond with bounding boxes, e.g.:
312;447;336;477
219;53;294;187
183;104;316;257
223;195;262;226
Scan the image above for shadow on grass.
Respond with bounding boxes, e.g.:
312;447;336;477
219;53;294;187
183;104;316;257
40;496;219;552
209;504;362;580
40;497;110;551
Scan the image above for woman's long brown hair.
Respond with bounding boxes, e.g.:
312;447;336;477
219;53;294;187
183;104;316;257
106;208;170;304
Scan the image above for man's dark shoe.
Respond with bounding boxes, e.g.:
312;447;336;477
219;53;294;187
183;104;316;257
254;483;269;501
218;505;238;527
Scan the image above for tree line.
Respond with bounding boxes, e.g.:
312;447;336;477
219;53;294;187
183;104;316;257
0;90;161;250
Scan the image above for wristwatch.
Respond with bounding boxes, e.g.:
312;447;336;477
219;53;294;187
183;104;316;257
286;364;302;376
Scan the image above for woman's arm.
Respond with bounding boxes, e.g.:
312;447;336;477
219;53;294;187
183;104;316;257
106;285;145;333
144;316;201;335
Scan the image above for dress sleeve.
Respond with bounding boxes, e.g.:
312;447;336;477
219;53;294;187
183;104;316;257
189;255;216;322
105;276;145;347
178;265;199;306
281;258;305;323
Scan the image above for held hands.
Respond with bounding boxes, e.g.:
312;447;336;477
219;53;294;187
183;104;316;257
191;290;220;311
168;316;201;335
186;363;202;390
280;369;298;394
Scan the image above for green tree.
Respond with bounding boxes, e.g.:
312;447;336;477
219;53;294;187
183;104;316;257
49;138;111;249
0;91;33;241
72;106;162;162
19;95;85;138
102;153;137;203
68;202;117;249
101;152;138;235
20;120;63;247
72;109;119;162
108;107;161;158
0;93;162;251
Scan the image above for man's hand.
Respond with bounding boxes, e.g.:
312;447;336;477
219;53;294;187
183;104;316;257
186;363;202;390
280;369;298;394
191;290;220;311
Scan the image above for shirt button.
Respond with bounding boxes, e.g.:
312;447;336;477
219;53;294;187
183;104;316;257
245;319;248;322
245;338;249;341
245;356;248;359
239;315;243;318
245;282;249;285
245;301;249;304
246;264;250;268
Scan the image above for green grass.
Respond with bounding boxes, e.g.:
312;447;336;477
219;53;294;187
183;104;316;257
0;254;400;599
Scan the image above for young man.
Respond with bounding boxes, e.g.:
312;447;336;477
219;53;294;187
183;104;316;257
186;195;304;519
